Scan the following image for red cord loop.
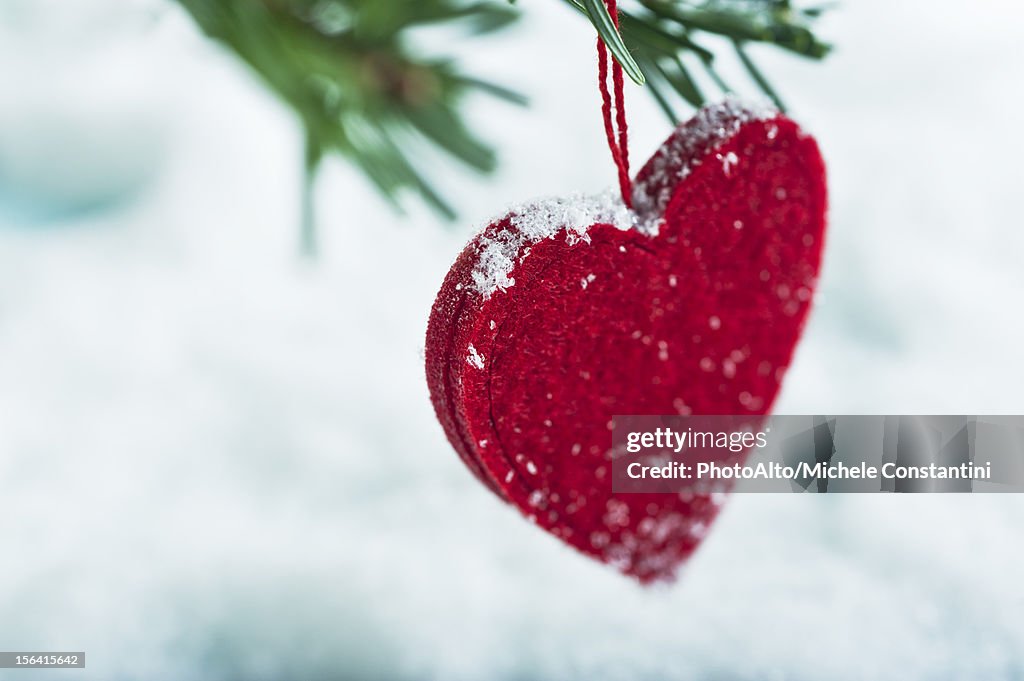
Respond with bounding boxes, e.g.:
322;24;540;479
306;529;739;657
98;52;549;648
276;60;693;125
597;0;632;208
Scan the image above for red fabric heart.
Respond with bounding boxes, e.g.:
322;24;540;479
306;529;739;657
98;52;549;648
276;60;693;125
425;99;827;583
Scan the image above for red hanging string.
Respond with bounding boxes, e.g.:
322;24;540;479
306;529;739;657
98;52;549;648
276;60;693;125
597;0;632;208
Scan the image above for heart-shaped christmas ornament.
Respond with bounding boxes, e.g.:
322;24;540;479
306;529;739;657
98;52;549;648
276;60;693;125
426;98;827;582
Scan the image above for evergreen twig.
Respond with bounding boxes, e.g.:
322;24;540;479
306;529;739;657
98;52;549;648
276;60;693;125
176;0;524;232
564;0;831;115
174;0;830;237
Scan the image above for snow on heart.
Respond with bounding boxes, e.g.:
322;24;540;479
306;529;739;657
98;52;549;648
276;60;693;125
469;96;778;299
469;190;637;298
632;95;777;217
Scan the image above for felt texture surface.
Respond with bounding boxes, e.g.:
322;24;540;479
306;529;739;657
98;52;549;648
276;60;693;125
425;103;827;582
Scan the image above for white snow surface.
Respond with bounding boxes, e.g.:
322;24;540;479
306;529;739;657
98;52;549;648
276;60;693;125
2;1;1024;680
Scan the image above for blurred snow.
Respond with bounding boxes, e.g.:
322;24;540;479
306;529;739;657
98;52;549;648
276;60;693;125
1;0;1023;679
0;0;171;220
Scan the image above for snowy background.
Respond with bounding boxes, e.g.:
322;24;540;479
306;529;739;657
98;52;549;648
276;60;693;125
1;0;1023;679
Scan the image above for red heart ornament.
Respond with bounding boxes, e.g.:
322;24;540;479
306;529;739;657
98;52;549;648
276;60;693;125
425;99;827;583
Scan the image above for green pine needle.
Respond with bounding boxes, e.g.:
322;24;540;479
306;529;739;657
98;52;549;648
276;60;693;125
175;0;831;236
176;0;525;226
566;0;831;117
581;0;646;84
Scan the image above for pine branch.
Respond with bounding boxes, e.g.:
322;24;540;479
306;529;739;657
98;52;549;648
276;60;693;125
174;0;831;237
175;0;525;227
564;0;831;118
